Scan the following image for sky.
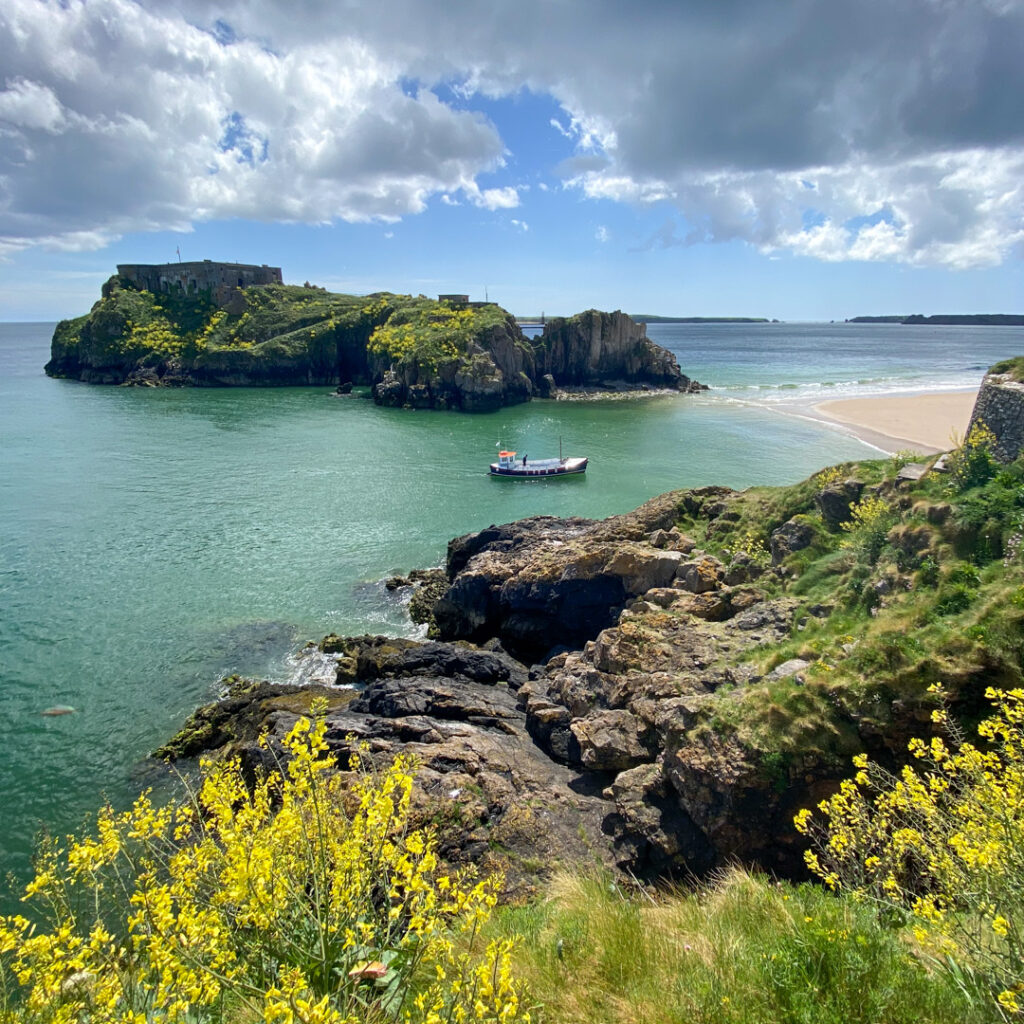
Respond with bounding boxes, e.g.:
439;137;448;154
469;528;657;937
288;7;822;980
1;0;1023;321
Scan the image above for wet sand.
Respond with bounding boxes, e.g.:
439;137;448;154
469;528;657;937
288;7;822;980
812;391;978;454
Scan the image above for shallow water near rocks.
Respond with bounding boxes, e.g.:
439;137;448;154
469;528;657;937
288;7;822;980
2;319;1024;895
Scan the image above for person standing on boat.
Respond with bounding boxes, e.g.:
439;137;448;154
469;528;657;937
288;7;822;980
523;454;527;466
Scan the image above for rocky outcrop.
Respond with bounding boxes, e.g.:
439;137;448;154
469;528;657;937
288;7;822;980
434;490;694;660
370;316;534;412
968;370;1024;462
49;282;707;410
533;310;706;392
161;636;612;897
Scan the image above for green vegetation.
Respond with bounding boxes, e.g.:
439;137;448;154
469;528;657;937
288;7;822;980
367;300;511;371
799;687;1024;1016
485;869;976;1024
47;278;519;380
991;356;1024;383
0;706;528;1024
671;426;1024;765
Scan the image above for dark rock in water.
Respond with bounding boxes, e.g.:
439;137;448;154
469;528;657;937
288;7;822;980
335;381;353;394
536;373;557;398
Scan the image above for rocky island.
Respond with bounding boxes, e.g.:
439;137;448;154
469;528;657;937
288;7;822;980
45;262;705;410
160;372;1024;892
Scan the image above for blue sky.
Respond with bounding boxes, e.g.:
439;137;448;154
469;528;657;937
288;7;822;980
2;0;1023;321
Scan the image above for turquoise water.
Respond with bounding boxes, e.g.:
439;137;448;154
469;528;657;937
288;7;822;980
2;319;1024;891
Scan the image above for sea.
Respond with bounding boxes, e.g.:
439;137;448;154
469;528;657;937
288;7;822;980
2;319;1024;895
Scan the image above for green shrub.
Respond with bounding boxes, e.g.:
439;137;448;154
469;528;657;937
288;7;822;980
947;422;998;492
797;687;1024;1018
0;707;527;1024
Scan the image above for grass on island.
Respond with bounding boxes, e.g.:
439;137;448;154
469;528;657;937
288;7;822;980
50;278;521;373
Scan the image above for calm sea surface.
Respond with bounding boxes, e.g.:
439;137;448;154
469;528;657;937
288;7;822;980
2;319;1024;891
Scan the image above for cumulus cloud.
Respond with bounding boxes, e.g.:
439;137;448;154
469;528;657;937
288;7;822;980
2;0;1023;268
464;184;521;210
0;0;505;254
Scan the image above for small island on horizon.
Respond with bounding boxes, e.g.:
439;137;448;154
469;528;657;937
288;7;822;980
848;313;1024;325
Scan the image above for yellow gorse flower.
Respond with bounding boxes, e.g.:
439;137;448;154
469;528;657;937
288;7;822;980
0;710;528;1024
796;686;1024;1015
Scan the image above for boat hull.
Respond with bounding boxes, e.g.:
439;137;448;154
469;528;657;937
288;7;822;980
489;457;588;478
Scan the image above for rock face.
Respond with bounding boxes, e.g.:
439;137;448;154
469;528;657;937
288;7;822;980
162;484;888;888
162;637;612;897
969;370;1024;462
369;315;535;412
434;490;692;661
533;310;705;392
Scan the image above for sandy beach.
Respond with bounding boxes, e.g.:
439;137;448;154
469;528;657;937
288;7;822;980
812;390;978;454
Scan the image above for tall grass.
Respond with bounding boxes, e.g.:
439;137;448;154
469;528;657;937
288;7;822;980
487;868;983;1024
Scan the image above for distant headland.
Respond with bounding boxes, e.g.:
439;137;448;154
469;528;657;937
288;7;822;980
848;314;1024;326
45;262;707;411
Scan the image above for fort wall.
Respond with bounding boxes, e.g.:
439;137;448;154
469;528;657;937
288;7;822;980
116;260;283;308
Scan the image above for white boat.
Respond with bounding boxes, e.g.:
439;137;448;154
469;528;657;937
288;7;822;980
489;448;588;478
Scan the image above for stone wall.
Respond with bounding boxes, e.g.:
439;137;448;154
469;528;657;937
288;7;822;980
116;261;282;308
969;371;1024;462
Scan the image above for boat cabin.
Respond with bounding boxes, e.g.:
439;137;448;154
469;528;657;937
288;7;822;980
497;450;518;469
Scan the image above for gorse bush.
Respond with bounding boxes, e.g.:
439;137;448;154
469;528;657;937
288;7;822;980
840;494;894;563
0;705;527;1024
796;686;1024;1017
948;421;999;493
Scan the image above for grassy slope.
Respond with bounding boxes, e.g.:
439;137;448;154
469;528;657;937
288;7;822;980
486;443;1022;1024
660;452;1024;772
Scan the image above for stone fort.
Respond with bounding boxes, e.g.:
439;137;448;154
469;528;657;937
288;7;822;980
116;260;282;308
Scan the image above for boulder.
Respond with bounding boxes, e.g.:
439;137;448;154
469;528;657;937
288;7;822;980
570;709;653;772
815;479;865;530
770;518;816;564
532;310;702;391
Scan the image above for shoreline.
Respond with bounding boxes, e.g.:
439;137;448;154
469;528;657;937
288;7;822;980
806;389;978;455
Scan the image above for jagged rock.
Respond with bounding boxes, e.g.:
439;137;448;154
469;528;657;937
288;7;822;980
570;709;652;771
434;493;690;660
604;546;683;595
723;552;765;585
533;310;700;391
675;556;725;594
536;373;557;398
770;518;816;564
816;479;865;530
605;762;716;876
165;637;612;897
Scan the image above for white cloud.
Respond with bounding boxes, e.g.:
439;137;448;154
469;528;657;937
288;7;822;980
0;0;505;253
465;184;521;210
510;218;528;232
2;0;1022;270
595;225;609;243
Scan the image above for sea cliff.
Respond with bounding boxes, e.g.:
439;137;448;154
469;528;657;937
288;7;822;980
45;277;704;410
162;386;1024;889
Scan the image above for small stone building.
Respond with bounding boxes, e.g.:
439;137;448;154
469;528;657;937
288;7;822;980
117;261;283;308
